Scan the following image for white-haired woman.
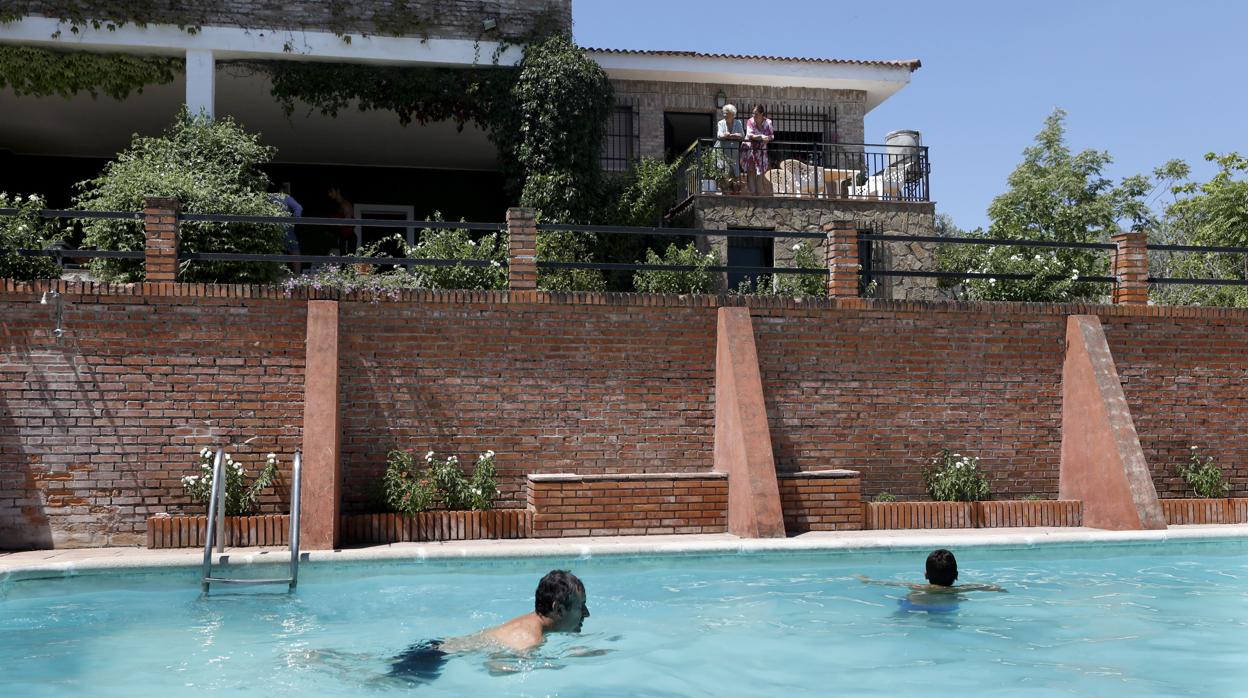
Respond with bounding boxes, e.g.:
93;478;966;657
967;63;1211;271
714;103;745;193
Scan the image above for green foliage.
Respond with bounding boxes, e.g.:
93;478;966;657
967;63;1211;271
609;158;679;228
283;264;420;300
406;219;507;290
75;109;287;282
382;449;437;514
633;242;719;294
1150;153;1248;307
728;241;826;298
536;228;606;292
923;449;991;502
1177;446;1229;499
0;46;179;99
940;109;1152;302
0;193;63;280
383;449;499;513
873;492;897;503
181;449;280;516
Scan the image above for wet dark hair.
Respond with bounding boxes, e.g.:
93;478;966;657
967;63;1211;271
534;570;585;617
926;549;958;586
752;104;767;116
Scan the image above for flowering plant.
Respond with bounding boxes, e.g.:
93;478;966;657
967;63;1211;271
383;448;499;514
181;448;279;515
923;449;991;502
1178;446;1229;498
0;192;63;281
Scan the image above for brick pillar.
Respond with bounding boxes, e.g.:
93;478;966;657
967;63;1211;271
1111;231;1148;306
143;197;180;282
301;301;341;550
824;221;859;298
506;207;538;291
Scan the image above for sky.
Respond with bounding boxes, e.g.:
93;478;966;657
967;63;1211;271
574;0;1246;231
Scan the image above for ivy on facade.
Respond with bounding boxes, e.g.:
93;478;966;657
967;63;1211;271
0;45;179;98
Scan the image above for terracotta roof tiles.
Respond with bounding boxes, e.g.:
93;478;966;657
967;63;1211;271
583;47;921;72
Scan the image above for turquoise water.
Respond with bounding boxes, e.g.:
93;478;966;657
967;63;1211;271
2;540;1247;696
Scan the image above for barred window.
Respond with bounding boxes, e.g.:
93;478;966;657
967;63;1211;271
601;100;639;172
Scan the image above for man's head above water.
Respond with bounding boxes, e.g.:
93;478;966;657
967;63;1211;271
535;570;590;632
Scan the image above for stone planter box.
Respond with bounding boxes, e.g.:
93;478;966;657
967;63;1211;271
147;514;289;549
147;510;531;548
1161;498;1248;525
863;500;1082;530
340;510;532;544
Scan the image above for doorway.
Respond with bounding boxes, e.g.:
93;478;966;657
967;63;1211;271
664;112;714;163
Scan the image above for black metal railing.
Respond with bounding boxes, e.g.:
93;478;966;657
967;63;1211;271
674;138;931;204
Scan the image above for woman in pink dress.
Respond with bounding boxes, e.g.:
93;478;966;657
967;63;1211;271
740;104;774;195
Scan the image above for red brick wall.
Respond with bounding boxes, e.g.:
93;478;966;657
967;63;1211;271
527;473;728;537
778;471;862;532
336;298;717;511
1;281;305;548
6;281;1248;549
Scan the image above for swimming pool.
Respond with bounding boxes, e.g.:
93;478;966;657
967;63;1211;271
3;539;1246;696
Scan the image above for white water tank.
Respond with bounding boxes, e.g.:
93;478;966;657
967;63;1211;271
884;129;922;158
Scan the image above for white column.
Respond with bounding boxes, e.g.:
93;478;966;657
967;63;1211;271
185;49;215;119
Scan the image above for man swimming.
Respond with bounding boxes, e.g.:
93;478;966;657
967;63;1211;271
388;569;591;681
856;549;1005;612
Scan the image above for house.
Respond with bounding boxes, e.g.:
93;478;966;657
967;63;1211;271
0;1;938;297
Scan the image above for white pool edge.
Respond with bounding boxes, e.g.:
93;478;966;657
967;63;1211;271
3;524;1247;581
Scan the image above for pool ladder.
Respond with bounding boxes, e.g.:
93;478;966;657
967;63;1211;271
200;448;302;594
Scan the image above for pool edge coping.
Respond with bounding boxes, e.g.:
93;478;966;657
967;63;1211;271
3;524;1247;582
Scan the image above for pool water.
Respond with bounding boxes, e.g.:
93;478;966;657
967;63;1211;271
2;540;1247;696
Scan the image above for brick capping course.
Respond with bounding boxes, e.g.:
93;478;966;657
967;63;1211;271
1161;498;1248;525
8;277;1248;319
864;500;1083;530
528;472;727;483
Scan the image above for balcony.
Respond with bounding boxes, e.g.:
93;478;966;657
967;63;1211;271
673;138;930;208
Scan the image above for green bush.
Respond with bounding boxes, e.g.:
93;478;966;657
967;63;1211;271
610;158;678;228
873;492;898;503
923;449;991;502
0;192;63;280
1178;446;1229;498
537;228;606;292
383;449;499;513
181;448;279;516
733;241;827;297
75;108;287;283
633;242;719;294
407;218;507;290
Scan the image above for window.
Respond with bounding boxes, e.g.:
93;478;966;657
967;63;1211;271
601;101;639;172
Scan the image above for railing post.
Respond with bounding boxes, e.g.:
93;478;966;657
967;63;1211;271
506;207;538;291
825;221;860;298
143;196;180;283
1111;231;1148;306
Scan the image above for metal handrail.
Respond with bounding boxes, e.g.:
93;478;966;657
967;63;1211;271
200;448;302;594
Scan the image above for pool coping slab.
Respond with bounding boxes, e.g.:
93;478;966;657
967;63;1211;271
3;524;1247;581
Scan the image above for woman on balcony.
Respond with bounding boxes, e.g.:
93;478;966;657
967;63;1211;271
741;104;774;195
715;104;745;193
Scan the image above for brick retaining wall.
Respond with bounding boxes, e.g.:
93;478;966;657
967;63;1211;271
527;473;728;537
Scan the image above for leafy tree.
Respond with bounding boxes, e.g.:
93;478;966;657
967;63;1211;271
940;109;1152;301
633;242;719;294
76;109;287;282
0;192;63;280
1149;153;1248;307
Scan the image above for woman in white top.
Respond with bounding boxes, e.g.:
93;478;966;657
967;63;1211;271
714;104;745;191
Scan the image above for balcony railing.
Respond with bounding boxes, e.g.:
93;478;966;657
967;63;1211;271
674;138;931;205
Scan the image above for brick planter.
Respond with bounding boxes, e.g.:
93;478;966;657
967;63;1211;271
863;500;1082;530
1161;498;1248;525
527;472;728;537
339;510;532;544
778;469;863;532
146;515;290;549
147;511;531;548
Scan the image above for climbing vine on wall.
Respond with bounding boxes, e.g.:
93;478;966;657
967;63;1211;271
0;45;179;98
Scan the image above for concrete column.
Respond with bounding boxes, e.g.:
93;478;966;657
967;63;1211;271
143;196;180;282
1111;231;1149;306
300;301;342;549
506;207;537;291
824;221;859;298
185;49;215;119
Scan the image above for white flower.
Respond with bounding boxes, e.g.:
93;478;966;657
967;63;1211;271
988;278;997;285
425;451;435;461
267;452;276;461
1190;445;1198;451
200;447;211;458
792;243;802;252
490;260;502;267
448;456;458;463
484;450;495;458
1071;271;1079;280
224;452;231;461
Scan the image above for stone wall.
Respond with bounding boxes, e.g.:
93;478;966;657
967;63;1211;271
14;0;571;41
690;196;945;300
610;79;867;159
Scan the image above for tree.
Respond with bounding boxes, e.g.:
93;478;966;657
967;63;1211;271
1149;153;1248;307
940;109;1152;302
76;108;286;283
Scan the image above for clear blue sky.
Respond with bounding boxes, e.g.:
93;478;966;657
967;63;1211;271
575;0;1246;231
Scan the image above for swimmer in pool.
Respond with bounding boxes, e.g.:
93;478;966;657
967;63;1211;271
856;549;1006;612
386;569;592;681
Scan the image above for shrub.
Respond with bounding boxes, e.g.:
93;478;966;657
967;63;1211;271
873;492;897;503
0;192;63;280
610;158;678;228
75;108;287;283
1178;446;1229;498
633;242;719;294
181;448;280;516
407;220;506;290
923;449;991;502
733;241;827;298
382;448;499;513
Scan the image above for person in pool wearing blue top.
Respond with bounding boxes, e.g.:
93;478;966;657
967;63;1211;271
856;549;1006;612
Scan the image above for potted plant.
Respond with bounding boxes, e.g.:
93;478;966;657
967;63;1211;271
1162;446;1245;524
697;146;731;194
148;449;284;548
